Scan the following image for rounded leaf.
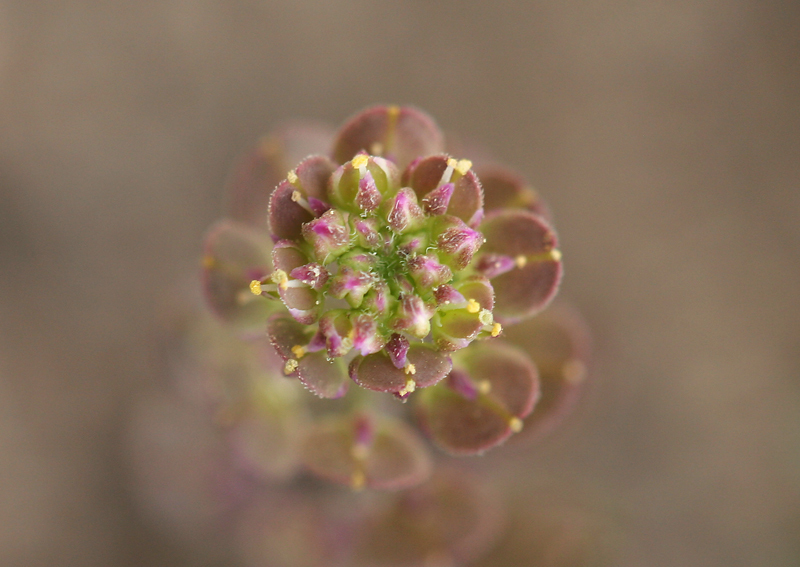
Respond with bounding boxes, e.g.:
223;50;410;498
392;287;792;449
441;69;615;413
268;180;315;241
301;413;431;490
478;210;562;323
501;301;592;442
416;341;539;455
267;315;348;398
350;345;452;397
293;154;337;203
224;121;333;229
404;154;484;226
333;105;445;171
476;164;552;221
201;220;276;331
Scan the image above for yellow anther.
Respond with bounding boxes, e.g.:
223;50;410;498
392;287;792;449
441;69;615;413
201;255;215;269
509;417;524;433
387;105;400;119
291;345;307;359
351;154;369;170
478;380;492;395
270;269;289;290
351;470;366;491
515;255;527;268
290;189;302;202
287;169;298;184
249;280;263;296
455;159;472;175
479;309;493;325
283;359;299;374
466;298;481;313
404;363;416;375
549;248;562;262
446;157;458;169
398;378;417;397
491;322;502;337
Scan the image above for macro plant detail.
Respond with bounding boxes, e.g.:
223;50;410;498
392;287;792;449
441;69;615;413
125;104;618;567
200;105;575;487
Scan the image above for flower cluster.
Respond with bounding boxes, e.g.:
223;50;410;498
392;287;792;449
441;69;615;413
201;105;578;485
126;105;623;567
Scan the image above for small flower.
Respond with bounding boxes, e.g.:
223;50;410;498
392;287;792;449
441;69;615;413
201;104;568;456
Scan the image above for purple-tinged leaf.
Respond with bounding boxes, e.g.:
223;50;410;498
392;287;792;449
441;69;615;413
294;155;336;203
333;105;445;171
350;345;452;396
478;210;562;324
474;164;552;221
416;341;539;455
267;315;348;398
501;301;592;442
300;413;431;491
404;154;484;226
201;220;276;331
267;156;337;242
224;122;333;230
353;469;503;567
268;180;314;242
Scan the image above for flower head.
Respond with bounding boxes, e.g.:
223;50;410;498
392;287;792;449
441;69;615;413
202;105;567;456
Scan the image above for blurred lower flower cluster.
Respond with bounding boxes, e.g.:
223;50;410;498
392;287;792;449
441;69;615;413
126;106;629;566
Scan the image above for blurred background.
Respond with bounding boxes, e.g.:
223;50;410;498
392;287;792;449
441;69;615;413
0;1;798;566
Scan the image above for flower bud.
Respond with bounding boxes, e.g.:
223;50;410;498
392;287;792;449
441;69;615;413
383;187;423;233
392;295;433;339
385;333;411;370
431;216;484;270
329;266;375;308
356;170;381;212
289;262;329;290
407;254;452;289
351;314;386;356
421;182;454;216
302;209;351;262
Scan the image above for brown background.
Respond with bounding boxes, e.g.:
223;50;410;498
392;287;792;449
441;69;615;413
0;1;798;566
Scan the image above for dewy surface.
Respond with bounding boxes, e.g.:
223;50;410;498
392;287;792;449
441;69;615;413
202;105;567;456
